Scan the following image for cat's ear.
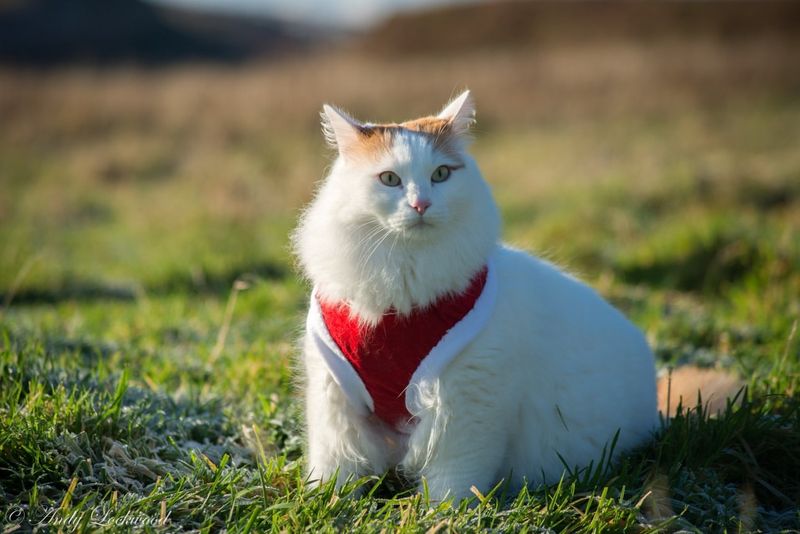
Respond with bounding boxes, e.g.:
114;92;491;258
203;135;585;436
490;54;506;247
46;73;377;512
436;90;476;138
321;104;366;155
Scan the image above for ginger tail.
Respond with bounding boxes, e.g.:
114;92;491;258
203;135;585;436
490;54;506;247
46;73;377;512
657;366;745;417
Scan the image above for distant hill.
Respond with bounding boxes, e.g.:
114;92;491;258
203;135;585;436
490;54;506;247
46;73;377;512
359;0;800;57
0;0;320;65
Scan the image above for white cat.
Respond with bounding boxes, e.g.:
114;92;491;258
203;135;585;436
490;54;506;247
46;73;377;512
293;91;658;501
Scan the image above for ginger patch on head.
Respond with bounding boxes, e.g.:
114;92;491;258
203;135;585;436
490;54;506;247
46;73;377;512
346;116;461;163
322;91;473;163
401;116;450;136
401;116;463;160
343;126;395;162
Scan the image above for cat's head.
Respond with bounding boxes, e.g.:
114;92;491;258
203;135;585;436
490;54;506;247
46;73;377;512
318;91;491;243
296;91;499;317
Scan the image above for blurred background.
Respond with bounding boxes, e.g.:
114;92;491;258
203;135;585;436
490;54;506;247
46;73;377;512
3;5;799;527
1;0;799;319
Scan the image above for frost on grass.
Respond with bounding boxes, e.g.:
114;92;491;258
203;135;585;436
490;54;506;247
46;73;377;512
0;337;294;500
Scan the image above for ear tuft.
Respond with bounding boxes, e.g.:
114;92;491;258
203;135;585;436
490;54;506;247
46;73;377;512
321;104;364;153
436;90;476;137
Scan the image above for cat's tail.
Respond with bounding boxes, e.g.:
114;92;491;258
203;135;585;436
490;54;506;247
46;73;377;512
657;366;745;418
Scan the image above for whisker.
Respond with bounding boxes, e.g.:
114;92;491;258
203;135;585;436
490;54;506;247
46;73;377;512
387;230;401;261
355;226;388;263
360;228;393;272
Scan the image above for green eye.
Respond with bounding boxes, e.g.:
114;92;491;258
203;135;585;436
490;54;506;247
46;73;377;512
379;171;402;187
431;165;451;183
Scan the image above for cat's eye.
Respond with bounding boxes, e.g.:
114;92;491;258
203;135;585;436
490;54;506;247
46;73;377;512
379;171;402;187
431;165;451;183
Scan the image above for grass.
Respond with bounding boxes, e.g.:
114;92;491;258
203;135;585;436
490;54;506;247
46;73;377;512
1;36;800;531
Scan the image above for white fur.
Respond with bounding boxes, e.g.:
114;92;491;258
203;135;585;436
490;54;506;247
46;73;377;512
293;91;658;500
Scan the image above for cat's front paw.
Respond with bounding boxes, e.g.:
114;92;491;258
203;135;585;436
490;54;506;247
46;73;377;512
419;477;483;505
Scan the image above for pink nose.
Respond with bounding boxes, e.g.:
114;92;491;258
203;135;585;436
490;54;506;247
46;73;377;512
411;199;431;215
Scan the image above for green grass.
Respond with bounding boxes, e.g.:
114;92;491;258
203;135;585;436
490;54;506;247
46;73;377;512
1;61;800;532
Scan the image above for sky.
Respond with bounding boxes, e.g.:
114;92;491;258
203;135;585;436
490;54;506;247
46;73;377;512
148;0;477;28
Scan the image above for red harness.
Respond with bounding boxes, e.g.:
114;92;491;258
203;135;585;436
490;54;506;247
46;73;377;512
318;268;488;428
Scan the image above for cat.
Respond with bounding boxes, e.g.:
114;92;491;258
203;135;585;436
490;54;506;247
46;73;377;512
292;90;660;502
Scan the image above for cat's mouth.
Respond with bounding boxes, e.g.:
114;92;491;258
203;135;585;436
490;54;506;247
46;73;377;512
406;218;434;231
389;215;437;236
